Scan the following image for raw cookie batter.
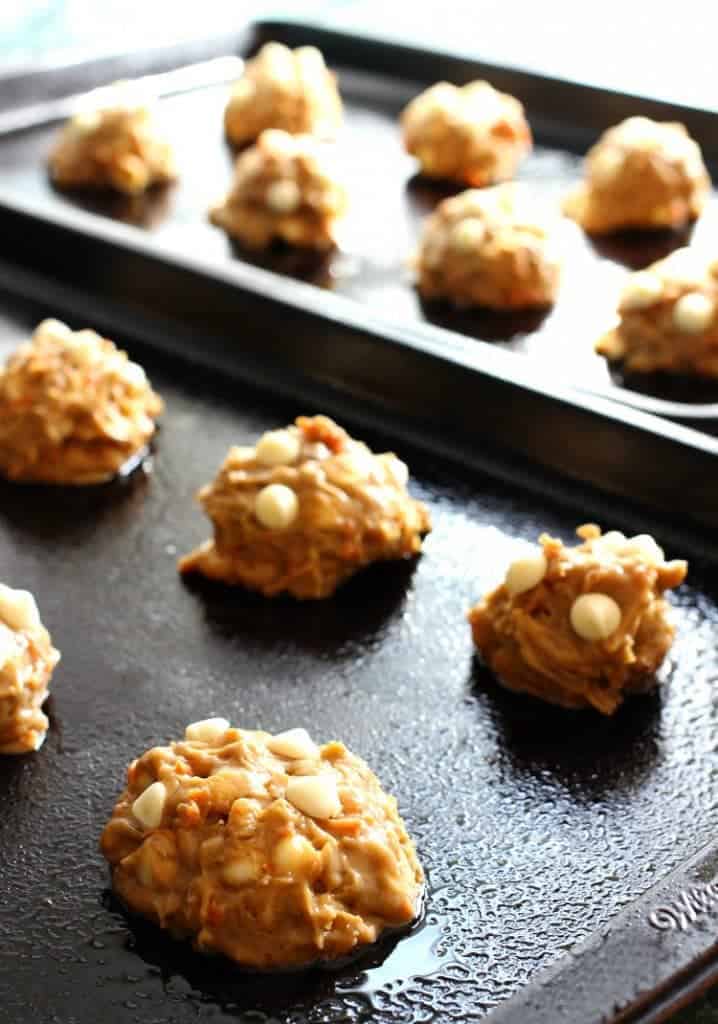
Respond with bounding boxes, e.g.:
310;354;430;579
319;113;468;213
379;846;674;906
0;584;60;754
0;318;163;484
100;720;424;968
415;184;561;309
49;93;176;194
210;129;347;250
224;42;342;146
401;79;531;185
563;116;710;234
597;247;718;376
468;524;687;714
179;414;431;598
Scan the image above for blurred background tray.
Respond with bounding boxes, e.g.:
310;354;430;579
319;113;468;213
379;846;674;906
0;20;718;532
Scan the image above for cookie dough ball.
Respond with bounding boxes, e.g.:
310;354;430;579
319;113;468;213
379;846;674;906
178;414;431;599
468;524;687;714
415;185;561;309
210;129;347;250
563;117;710;234
224;42;342;146
401;80;531;186
597;248;718;376
49;93;176;195
0;318;163;484
100;721;423;968
0;584;60;754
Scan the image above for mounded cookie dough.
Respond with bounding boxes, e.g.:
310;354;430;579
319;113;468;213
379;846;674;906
597;248;718;376
468;525;687;714
563;116;710;234
224;42;342;147
415;185;561;309
401;80;531;186
210;129;347;250
100;721;424;969
49;94;176;194
0;318;163;484
0;584;60;754
178;414;431;599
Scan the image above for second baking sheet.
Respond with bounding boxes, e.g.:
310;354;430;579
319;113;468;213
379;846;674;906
1;36;718;416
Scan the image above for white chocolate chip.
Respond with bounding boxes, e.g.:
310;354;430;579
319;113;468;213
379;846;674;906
450;217;486;252
223;856;259;887
0;623;16;670
505;549;548;597
232;78;256;104
620;271;664;311
228;445;256;465
570;593;622;641
184;717;230;743
286;775;341;819
617;116;662;148
132;781;166;829
255;429;301;466
255;483;299;529
121;361;147;389
591;148;625;186
33;318;73;344
387;457;409;488
659;247;707;287
599;530;627;550
0;585;41;632
629;534;665;563
672;292;715;333
265;179;302;214
273;833;318;874
268;728;320;760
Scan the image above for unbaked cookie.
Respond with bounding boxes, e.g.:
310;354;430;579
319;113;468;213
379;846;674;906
49;93;176;195
100;720;423;968
401;80;531;186
0;584;60;754
597;247;718;376
178;414;431;599
468;524;687;714
415;184;561;309
224;42;342;147
0;318;163;484
210;129;347;250
563;116;710;234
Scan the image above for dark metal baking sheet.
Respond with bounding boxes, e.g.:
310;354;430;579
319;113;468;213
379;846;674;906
1;287;718;1024
0;19;716;450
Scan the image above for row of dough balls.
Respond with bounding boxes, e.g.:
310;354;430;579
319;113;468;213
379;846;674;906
0;514;688;750
0;492;686;970
1;318;687;715
1;511;687;970
48;41;711;237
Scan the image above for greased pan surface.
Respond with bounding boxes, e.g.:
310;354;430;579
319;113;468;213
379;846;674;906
1;291;718;1024
0;20;718;429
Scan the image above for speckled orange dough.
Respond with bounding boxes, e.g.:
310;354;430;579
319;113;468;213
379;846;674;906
179;414;431;599
401;80;531;186
563;116;710;234
224;42;342;146
415;185;561;309
597;248;718;376
0;584;60;754
0;318;163;484
210;129;347;250
100;721;423;969
49;97;176;194
468;525;687;714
